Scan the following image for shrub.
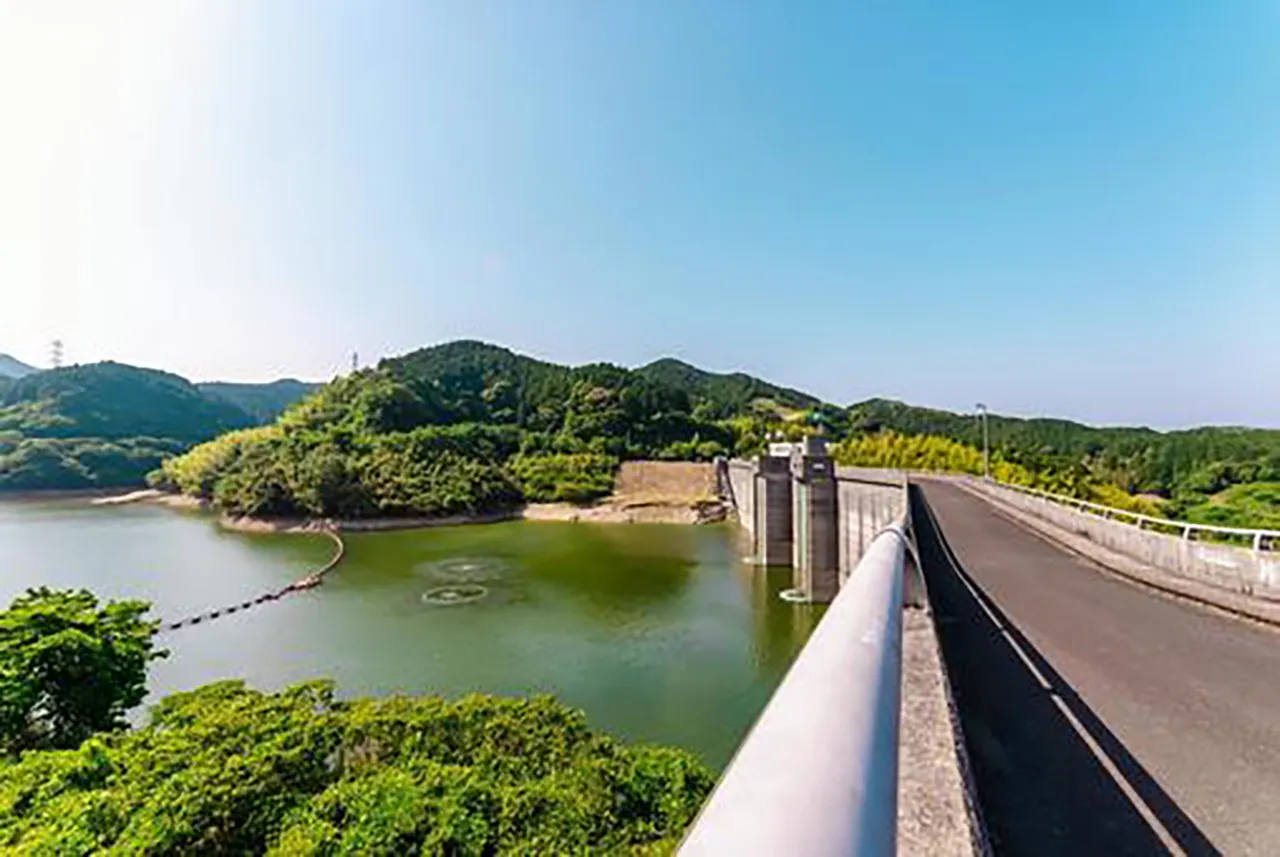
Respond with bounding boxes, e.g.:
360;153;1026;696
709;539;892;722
510;453;618;504
0;683;713;854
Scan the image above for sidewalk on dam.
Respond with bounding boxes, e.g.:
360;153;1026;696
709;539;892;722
898;603;987;855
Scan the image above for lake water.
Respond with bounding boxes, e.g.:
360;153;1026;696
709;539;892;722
0;499;822;768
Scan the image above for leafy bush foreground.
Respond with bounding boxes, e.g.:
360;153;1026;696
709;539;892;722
0;681;713;855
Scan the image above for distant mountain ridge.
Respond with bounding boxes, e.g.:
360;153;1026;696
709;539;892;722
0;362;319;491
0;353;37;379
636;357;821;417
375;340;830;426
1;362;253;443
198;379;321;422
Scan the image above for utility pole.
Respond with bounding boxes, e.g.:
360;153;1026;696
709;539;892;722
50;339;64;369
976;402;990;480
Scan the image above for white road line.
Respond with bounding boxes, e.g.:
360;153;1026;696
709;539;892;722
918;492;1187;857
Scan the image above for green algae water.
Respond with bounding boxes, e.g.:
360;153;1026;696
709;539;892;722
0;499;821;768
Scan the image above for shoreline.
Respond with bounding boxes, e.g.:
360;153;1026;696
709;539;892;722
88;489;728;532
219;509;524;534
523;499;727;525
0;487;134;502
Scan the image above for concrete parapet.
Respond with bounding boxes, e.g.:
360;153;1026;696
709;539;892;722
836;473;909;588
970;480;1280;600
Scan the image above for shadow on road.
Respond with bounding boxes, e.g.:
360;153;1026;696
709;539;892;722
911;485;1219;856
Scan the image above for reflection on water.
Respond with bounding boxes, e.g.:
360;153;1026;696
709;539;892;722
0;505;820;769
743;560;826;675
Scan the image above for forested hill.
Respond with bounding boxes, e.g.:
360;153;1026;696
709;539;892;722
12;340;1277;524
156;339;1280;524
379;340;582;426
377;340;829;427
636;357;821;418
158;340;820;519
1;363;253;443
849;397;1280;499
198;379;321;422
0;363;313;491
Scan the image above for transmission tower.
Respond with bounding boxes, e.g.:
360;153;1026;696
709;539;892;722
50;339;64;369
351;351;359;373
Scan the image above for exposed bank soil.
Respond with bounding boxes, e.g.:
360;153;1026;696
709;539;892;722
94;491;209;512
96;461;729;532
1;487;136;502
91;489;167;506
524;461;728;524
522;500;725;524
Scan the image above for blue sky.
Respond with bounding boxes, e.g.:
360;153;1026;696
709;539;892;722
1;2;1277;428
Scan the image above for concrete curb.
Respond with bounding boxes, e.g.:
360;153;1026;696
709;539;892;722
898;603;989;856
905;491;993;857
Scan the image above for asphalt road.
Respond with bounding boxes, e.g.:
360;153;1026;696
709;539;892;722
915;480;1280;856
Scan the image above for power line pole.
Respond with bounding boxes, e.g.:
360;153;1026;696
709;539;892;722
976;402;990;480
50;339;64;369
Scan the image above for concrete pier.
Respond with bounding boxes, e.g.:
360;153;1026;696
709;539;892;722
791;438;841;601
721;450;905;601
755;454;794;565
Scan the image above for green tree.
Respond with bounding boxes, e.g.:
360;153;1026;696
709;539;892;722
0;681;713;854
510;453;618;503
0;588;165;753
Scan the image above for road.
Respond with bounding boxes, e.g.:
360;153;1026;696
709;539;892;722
915;480;1280;856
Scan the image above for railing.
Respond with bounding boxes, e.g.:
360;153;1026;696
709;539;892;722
960;477;1280;598
842;466;1280;551
991;480;1280;551
679;519;911;857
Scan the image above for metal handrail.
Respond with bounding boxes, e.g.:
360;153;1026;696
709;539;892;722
839;465;1280;545
989;480;1280;545
679;520;910;857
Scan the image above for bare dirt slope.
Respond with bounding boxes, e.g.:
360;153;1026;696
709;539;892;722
524;461;725;524
613;461;717;506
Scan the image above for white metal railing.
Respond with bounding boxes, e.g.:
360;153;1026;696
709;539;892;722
679;520;910;857
989;480;1280;550
842;466;1280;550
